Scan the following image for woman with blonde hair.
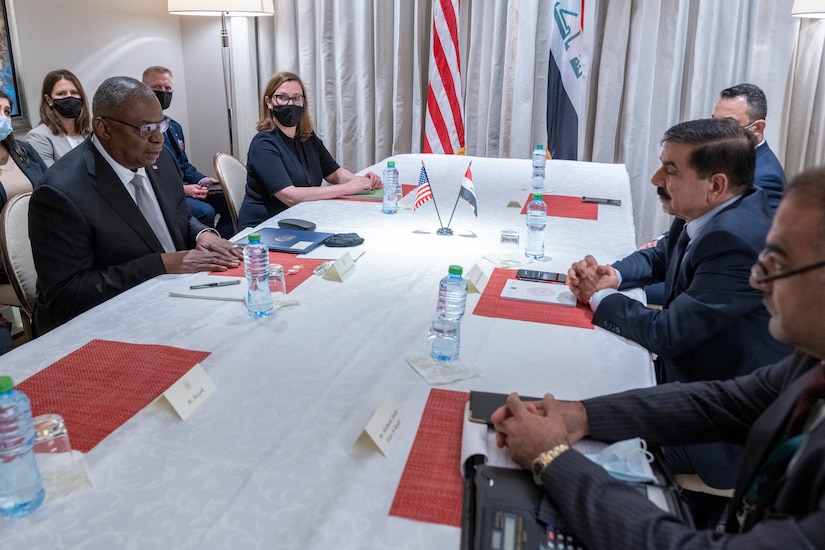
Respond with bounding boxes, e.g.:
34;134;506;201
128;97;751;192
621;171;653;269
26;69;91;167
238;71;381;228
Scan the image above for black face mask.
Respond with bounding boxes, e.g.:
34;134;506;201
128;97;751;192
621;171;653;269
270;104;304;128
51;96;83;119
153;90;173;110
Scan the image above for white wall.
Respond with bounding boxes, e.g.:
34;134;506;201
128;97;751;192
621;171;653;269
7;0;228;178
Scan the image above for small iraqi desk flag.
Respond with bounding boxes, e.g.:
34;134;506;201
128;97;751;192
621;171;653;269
459;164;477;217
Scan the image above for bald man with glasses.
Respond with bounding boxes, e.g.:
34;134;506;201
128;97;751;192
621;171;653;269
29;76;243;334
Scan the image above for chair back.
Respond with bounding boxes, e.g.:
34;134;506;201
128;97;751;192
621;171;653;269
213;152;248;234
0;193;36;338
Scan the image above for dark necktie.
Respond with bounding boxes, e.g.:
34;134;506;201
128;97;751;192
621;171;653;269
131;173;176;253
664;227;690;303
785;362;825;437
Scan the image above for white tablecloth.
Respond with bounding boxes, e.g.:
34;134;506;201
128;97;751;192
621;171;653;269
1;154;653;549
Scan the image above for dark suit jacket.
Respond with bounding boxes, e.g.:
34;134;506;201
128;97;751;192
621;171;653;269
754;141;785;211
0;142;48;210
537;351;824;549
164;117;206;185
29;140;208;333
598;189;792;485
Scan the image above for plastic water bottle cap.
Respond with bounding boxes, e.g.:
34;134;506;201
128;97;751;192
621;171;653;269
448;265;463;276
0;376;13;393
247;232;262;244
535;144;544;150
387;161;396;167
532;193;543;200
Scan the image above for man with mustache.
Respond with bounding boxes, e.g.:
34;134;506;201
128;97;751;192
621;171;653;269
29;76;242;334
566;118;790;505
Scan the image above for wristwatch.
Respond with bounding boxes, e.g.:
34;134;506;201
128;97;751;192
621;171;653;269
531;443;570;486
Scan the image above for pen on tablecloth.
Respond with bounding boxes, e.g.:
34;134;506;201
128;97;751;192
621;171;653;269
582;196;621;206
189;280;241;290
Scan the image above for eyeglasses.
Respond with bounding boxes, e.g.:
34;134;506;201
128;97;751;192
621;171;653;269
743;120;759;130
272;94;305;106
102;116;170;137
750;248;825;286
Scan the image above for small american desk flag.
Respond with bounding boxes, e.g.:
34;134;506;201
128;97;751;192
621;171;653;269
414;165;434;211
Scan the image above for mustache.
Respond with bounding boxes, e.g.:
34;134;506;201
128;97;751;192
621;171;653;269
657;187;671;201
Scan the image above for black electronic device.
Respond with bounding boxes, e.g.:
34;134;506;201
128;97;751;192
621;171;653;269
277;218;317;232
515;269;566;284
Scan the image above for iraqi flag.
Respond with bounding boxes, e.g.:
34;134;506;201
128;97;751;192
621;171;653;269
459;165;477;217
547;0;584;160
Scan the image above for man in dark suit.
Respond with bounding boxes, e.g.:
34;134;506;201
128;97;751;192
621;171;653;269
567;119;790;490
142;66;233;238
493;167;825;548
29;76;242;334
644;83;785;305
713;83;785;211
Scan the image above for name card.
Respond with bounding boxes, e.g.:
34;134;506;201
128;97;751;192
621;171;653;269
323;251;357;282
361;397;403;456
465;263;489;294
163;363;216;420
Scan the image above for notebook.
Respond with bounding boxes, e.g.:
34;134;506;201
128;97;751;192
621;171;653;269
233;227;334;254
498;279;576;308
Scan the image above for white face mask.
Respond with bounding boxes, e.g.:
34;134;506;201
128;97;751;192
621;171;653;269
584;437;656;483
0;116;12;141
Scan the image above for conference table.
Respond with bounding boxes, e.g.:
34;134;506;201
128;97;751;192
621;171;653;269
1;154;653;549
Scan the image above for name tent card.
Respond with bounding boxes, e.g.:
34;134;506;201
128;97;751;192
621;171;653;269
323;251;357;282
162;363;217;420
360;397;403;456
465;264;489;294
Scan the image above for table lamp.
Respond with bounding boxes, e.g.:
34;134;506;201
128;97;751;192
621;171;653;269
791;0;825;17
168;0;275;155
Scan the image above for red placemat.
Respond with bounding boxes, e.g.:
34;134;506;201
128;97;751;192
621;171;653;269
336;183;416;203
520;194;598;220
16;339;210;453
473;268;594;329
389;388;469;527
210;251;325;293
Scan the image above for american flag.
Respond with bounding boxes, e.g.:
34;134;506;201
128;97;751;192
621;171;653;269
423;0;464;154
414;166;434;211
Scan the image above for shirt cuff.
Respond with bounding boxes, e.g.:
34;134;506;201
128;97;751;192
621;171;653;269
196;228;220;242
589;288;618;311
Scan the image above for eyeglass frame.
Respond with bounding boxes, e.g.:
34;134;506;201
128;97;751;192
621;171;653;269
271;94;305;106
101;116;170;137
750;248;825;285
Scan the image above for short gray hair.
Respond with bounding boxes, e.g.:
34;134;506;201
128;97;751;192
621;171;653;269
92;76;156;121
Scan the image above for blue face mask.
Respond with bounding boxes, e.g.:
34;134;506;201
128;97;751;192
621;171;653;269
584;437;656;483
0;116;12;141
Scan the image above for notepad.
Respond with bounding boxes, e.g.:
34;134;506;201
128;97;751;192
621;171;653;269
499;278;576;307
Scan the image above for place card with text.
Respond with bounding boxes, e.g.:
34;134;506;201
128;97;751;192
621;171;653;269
323;251;357;282
360;397;403;456
163;363;216;420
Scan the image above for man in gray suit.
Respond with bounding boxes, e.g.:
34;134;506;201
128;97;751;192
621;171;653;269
492;167;825;548
29;76;242;334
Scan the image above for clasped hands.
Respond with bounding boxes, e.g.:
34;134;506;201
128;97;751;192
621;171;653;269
492;393;589;470
162;231;243;274
567;255;619;304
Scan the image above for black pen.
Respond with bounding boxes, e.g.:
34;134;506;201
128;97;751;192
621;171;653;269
189;280;241;290
582;196;621;206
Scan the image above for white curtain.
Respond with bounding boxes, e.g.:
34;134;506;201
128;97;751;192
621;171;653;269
251;0;825;243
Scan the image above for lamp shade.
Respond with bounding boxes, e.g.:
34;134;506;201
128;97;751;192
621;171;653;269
792;0;825;18
168;0;274;16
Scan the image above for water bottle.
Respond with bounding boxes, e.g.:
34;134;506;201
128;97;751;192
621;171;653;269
382;161;399;214
525;194;547;259
531;144;546;191
243;233;273;317
0;376;45;518
431;265;467;362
